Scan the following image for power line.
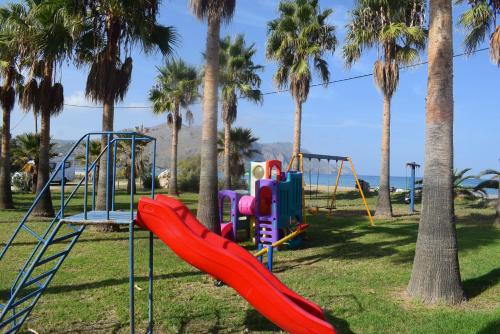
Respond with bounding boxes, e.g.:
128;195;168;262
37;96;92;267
63;47;489;109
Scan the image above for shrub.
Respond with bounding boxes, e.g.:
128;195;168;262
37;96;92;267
178;155;201;192
142;174;160;190
11;172;32;192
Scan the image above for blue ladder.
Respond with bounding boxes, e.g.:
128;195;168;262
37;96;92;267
0;132;157;334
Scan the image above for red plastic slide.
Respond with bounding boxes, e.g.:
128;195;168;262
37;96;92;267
136;195;336;334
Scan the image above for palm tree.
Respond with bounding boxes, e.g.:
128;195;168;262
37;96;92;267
475;169;500;226
75;1;177;211
10;132;50;194
266;0;337;171
116;134;150;195
218;127;260;186
457;0;500;66
408;0;466;304
149;60;200;195
189;0;236;233
343;0;427;218
16;0;78;217
219;35;263;189
0;4;24;209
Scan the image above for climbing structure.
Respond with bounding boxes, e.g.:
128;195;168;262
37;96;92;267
0;132;157;334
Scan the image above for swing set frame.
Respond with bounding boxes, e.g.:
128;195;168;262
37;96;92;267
286;153;374;226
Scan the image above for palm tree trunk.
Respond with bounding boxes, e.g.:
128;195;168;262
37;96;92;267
96;100;114;210
375;93;393;218
223;121;232;189
197;16;221;234
0;65;14;209
408;0;465;304
293;98;302;171
169;114;179;196
34;61;55;217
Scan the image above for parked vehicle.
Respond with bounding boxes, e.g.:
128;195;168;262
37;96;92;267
49;157;76;184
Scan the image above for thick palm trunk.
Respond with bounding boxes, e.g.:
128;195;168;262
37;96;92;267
293;99;302;171
197;16;221;234
96;100;114;210
34;62;54;217
0;67;14;209
375;94;393;218
408;0;465;304
0;103;13;209
169;114;179;196
223;122;232;189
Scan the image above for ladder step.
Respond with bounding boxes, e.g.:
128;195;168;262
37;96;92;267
35;250;70;267
50;231;80;244
11;287;44;308
21;225;44;242
0;305;32;329
22;268;57;288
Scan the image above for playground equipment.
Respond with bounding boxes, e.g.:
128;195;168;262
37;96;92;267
406;162;421;214
0;133;335;334
219;160;304;270
288;153;375;226
0;132;157;334
137;195;336;334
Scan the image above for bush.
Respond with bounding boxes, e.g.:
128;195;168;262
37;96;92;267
178;155;201;192
11;172;32;192
141;175;160;190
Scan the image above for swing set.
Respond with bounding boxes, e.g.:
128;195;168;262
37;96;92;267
287;153;374;226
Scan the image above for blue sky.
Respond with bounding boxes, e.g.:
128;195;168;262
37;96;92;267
5;0;499;176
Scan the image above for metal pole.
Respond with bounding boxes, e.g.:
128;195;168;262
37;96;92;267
409;165;416;214
92;167;96;211
129;134;136;334
331;160;344;210
348;158;375;226
148;139;156;333
106;133;111;220
84;135;90;219
112;140;118;211
61;160;65;219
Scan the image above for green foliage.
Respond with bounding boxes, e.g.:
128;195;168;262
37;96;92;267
343;0;427;96
141;174;160;190
218;127;260;181
178;155;201;192
456;0;500;65
266;0;337;103
149;59;200;129
219;34;263;125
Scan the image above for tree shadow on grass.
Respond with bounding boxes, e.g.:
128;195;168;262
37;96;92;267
244;307;355;334
0;271;202;299
462;268;500;299
477;319;500;334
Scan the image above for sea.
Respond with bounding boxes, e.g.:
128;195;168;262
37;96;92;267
303;173;497;197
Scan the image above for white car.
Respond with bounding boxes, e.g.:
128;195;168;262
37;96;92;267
49;157;76;184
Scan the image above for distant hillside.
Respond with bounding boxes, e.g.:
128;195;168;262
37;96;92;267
53;123;348;174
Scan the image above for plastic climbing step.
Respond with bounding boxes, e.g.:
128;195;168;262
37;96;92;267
0;221;85;334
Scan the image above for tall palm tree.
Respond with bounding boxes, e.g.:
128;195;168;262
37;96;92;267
149;60;200;195
457;0;500;66
343;0;427;218
189;0;236;233
266;0;337;171
75;1;177;211
408;0;466;304
218;127;260;185
16;0;78;217
0;4;24;209
219;34;263;189
475;169;500;226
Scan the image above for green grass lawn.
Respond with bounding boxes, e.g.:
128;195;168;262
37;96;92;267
0;188;499;333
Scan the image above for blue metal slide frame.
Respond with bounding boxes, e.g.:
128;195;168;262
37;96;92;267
0;132;157;334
